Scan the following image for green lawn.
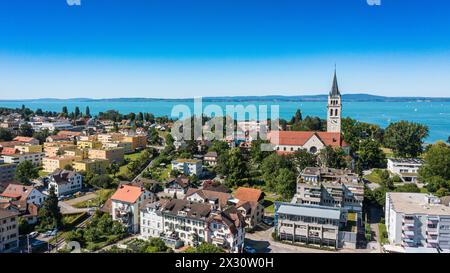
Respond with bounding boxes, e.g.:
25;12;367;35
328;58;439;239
38;170;49;178
73;189;115;208
125;150;146;161
364;169;385;184
382;147;394;158
378;223;389;245
263;195;278;214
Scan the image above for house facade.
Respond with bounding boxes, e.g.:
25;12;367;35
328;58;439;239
387;158;423;183
47;169;83;197
0;209;19;253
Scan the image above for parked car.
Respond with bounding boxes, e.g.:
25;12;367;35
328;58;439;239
244;246;257;254
29;231;39;238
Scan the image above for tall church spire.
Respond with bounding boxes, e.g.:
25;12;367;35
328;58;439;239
330;67;340;96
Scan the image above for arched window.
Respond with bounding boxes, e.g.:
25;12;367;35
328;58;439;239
335;109;339;116
330;109;333;116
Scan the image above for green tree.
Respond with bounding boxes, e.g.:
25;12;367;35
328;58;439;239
436;188;450;198
209;140;229;155
64;164;74;171
74;107;80;118
318;146;347;169
0;128;13;141
384;121;429;157
15;160;39;185
357;139;387;170
395;183;421;193
290;150;317;174
290;109;303;124
425;176;449;193
89;174;114;189
33;129;50;144
18;217;33;235
144;238;170;253
419;142;450;181
225;148;248;186
62;106;68;116
38;186;62;230
19;123;34;137
188;243;225;253
275;168;297;199
148;127;160;145
85;106;91;118
107;162;120;178
250;139;271;164
261;153;293;191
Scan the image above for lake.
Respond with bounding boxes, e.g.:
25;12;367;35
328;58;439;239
1;100;449;143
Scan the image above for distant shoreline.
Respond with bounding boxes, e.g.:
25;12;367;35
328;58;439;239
2;94;450;103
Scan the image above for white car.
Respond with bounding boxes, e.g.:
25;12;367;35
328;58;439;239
29;231;39;238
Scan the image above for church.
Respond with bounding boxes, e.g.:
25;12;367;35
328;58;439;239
269;70;349;154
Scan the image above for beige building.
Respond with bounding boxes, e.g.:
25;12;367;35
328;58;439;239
64;149;88;160
88;147;124;164
97;133;123;143
122;135;147;150
103;141;133;154
44;143;77;157
43;156;77;173
77;140;102;149
73;159;109;174
14;144;43;154
0;209;19;253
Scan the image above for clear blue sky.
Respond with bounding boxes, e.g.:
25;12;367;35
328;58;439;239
1;0;450;99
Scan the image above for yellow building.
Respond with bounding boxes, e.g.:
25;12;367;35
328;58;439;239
73;159;109;174
44;144;77;157
14;144;43;154
88;147;124;164
97;133;123;143
64;149;88;161
77;140;102;149
43;156;77;173
122;135;147;150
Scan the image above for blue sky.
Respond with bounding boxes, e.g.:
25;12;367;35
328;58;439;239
1;0;450;99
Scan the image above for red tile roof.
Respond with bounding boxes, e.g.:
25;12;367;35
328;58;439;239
111;184;144;204
268;131;348;148
0;141;22;147
234;187;264;203
1;147;18;155
13;137;38;143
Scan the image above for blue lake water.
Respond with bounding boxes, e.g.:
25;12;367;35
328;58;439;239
1;100;449;143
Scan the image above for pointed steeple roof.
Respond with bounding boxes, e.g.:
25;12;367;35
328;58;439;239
330;68;340;96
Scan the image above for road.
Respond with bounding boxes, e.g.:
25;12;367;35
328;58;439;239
59;200;90;215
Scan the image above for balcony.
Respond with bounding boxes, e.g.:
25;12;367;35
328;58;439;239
402;225;415;231
402;238;414;244
427;228;438;235
402;230;414;237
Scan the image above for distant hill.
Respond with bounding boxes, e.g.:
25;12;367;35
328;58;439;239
2;94;450;102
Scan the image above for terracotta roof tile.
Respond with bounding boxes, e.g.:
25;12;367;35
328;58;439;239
111;184;144;204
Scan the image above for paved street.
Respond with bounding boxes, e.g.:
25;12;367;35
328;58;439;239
59;200;90;215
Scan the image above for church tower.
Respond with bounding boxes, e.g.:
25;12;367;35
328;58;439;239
327;69;342;133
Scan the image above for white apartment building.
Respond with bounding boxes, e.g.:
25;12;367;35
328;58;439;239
385;192;450;252
35;122;73;132
387;158;424;183
0;184;47;207
0;209;19;253
171;159;203;176
111;184;153;233
140;200;166;239
47;169;83;197
2;152;45;166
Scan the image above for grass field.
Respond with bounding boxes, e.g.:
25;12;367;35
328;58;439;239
73;189;115;208
364;169;385;184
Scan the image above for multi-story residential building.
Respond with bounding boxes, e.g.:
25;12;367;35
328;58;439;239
140;200;168;240
44;143;77;157
385;192;450;252
164;177;191;198
232;187;265;229
387;158;424;183
0;209;19;253
2;152;45;166
0;184;47;206
203;151;218;166
77;140;103;150
103;141;133;154
47;169;83;197
171;159;203;176
45;135;74;143
111;184;153;233
73;159;109;174
153;199;245;252
294;167;364;213
0;163;16;183
64;148;88;160
14;144;43;154
38;122;73;132
88;147;124;164
275;202;357;249
97;133;123;143
121;135;147;151
42;156;76;173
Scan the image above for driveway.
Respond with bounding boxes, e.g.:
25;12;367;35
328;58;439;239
65;192;97;206
59;201;90;215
